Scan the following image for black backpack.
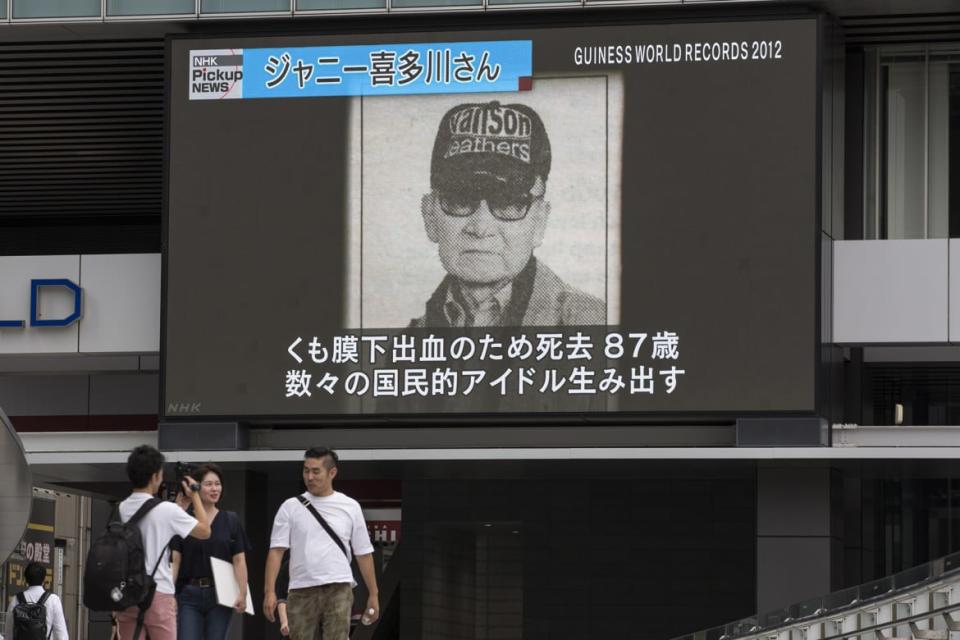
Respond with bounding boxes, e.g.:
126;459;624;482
12;590;51;640
83;498;167;624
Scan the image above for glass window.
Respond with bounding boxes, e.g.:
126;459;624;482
108;0;195;15
884;62;926;239
200;0;289;12
389;0;478;9
13;0;100;18
1;2;6;19
489;0;574;5
864;48;960;239
297;0;384;10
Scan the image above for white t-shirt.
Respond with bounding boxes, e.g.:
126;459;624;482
119;492;198;595
269;491;374;590
4;585;69;640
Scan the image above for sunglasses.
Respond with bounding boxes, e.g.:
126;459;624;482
437;189;543;222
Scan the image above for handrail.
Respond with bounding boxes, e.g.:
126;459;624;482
820;603;960;640
673;550;960;640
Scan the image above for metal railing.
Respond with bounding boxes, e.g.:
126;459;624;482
673;551;960;640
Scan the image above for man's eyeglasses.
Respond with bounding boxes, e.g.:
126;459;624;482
437;190;542;222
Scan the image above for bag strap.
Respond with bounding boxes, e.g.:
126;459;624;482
297;496;349;560
16;591;26;605
133;546;168;639
150;540;170;577
132;606;148;640
126;497;162;527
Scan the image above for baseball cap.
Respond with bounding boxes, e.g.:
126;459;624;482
431;100;551;194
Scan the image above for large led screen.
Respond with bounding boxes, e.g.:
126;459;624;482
164;18;819;419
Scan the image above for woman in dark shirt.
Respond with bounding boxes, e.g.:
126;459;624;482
171;463;251;640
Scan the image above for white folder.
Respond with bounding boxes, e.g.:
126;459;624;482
210;556;254;615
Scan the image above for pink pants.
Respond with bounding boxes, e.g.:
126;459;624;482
116;592;178;640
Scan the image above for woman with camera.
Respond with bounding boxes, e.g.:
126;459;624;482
171;463;251;640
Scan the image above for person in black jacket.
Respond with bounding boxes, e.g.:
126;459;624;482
171;463;251;640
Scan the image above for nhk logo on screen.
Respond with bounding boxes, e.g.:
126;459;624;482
189;49;244;100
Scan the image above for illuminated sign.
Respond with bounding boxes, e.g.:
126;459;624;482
189;40;532;100
166;19;819;419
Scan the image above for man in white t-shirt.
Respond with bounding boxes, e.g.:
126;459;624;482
3;561;69;639
263;447;378;640
115;445;211;640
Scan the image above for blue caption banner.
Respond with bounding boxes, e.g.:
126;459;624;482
241;40;532;99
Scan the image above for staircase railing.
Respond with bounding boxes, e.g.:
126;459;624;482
673;552;960;640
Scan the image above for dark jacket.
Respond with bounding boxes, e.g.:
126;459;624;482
410;258;605;328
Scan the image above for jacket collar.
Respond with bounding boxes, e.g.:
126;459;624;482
424;257;538;328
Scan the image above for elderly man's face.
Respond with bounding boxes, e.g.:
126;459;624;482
422;177;550;286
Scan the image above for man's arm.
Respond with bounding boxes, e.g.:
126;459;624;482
356;553;380;624
182;476;211;540
263;547;285;622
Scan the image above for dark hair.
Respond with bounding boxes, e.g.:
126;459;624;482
304;447;338;470
25;562;45;587
127;444;165;489
192;462;225;501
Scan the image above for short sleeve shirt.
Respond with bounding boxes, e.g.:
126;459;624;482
269;491;374;590
118;492;198;595
171;509;251;588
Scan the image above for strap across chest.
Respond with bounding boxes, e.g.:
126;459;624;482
296;496;350;560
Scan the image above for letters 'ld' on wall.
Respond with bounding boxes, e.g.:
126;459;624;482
0;254;160;355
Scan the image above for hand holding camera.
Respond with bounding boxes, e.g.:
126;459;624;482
181;475;201;497
172;461;200;508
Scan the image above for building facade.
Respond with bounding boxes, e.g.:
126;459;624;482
2;1;960;638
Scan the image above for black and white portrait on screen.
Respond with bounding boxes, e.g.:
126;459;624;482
345;75;623;330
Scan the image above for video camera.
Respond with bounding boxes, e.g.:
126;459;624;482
164;462;200;500
177;461;201;493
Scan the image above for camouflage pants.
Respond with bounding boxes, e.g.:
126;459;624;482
286;583;353;640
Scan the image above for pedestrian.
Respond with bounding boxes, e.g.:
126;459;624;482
3;561;69;639
262;447;379;640
115;445;212;640
171;463;251;640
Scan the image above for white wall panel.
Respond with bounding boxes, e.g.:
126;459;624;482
833;239;948;343
0;255;81;354
79;254;161;353
0;254;161;355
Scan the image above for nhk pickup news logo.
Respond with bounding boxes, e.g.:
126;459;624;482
189;50;243;100
187;41;531;101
